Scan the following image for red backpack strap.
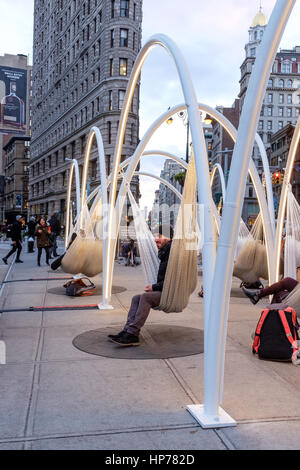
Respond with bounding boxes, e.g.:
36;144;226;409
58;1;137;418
284;307;297;326
253;309;270;354
278;309;299;358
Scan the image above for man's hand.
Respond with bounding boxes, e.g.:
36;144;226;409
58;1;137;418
144;285;153;292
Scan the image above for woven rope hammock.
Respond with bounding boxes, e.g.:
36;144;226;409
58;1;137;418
284;186;300;280
233;213;269;283
158;155;198;313
61;199;103;278
128;156;198;313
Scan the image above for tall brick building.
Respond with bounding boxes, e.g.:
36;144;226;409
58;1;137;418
30;0;142;220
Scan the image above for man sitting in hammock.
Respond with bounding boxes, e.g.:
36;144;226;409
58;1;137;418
109;224;174;346
242;276;299;305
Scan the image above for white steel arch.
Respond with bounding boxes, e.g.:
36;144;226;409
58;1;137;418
65;158;81;250
274;113;300;281
106;34;217;330
80;126;111;309
210;163;227;202
195;0;296;428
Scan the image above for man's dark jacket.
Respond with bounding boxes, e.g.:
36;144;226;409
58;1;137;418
10;221;23;243
48;217;61;236
152;241;172;292
27;220;36;237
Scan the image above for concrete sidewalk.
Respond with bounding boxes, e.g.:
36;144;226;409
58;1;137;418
1;248;300;450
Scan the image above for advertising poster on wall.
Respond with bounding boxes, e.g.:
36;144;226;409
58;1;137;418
0;66;27;135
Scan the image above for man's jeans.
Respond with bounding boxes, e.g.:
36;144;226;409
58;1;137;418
125;291;162;336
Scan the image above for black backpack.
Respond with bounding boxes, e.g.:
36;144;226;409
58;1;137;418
252;305;299;362
63;277;95;297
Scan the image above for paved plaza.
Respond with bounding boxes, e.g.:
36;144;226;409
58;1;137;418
0;242;300;450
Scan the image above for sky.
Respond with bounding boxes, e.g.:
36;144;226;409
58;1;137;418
1;0;300;211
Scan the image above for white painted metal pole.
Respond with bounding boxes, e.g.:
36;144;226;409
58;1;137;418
210;163;226;202
200;0;295;426
106;35;216;322
80;127;111;309
65;159;81;250
255;133;275;235
274;114;300;281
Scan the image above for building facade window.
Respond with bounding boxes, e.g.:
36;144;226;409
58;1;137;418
278;121;283;130
110;29;114;47
278;107;283;117
111;0;115;18
267;120;272;131
287;107;292;117
107;121;112;144
118;89;125;109
282;60;292;73
120;28;128;47
287;94;292;104
267;93;273;103
120;0;129;17
110;58;114;76
279;79;284;88
267;106;272;116
279;94;284;104
108;90;113;111
119;58;127;76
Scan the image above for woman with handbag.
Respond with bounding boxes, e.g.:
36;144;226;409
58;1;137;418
35;217;51;266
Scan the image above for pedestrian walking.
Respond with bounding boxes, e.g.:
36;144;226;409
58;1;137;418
27;216;36;253
48;213;61;258
35;217;51;266
2;215;24;264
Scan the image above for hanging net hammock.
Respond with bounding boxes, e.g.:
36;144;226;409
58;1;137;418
158;155;198;313
128;155;198;313
127;188;159;285
233;213;269;283
284;187;300;280
61;199;103;278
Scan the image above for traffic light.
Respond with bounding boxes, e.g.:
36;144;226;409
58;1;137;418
272;171;281;185
279;172;284;185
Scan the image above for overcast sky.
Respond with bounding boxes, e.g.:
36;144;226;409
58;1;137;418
1;0;300;210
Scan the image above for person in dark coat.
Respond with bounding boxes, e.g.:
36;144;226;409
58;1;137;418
109;224;173;346
2;215;24;264
48;213;61;258
35;217;51;266
27;216;36;253
123;239;137;266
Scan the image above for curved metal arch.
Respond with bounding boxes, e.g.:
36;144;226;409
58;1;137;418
80;126;111;309
65;159;81;250
202;0;295;426
113;104;274;284
106;33;216;318
274;113;300;281
210;163;227;202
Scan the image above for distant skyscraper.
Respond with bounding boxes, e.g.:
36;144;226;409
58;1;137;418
239;6;300;222
30;0;142;219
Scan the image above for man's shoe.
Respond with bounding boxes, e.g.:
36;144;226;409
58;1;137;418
242;287;260;305
108;330;126;340
15;259;24;263
2;257;7;265
111;332;140;346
